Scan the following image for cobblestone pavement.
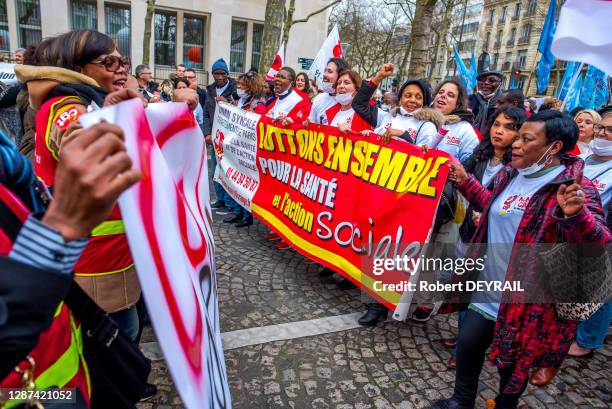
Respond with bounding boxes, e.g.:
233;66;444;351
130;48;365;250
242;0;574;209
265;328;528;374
137;214;611;409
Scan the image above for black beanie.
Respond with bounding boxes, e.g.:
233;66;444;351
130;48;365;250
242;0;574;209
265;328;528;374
397;79;433;107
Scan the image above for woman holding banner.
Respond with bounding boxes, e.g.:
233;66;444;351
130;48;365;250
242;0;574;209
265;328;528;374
352;63;444;147
433;110;611;409
324;69;372;133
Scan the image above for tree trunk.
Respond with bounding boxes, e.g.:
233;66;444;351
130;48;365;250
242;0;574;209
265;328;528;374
407;0;437;79
142;0;156;66
428;1;454;83
259;0;286;74
282;0;296;48
398;42;412;83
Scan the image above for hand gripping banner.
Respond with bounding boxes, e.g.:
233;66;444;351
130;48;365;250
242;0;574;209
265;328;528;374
80;100;232;409
213;103;450;318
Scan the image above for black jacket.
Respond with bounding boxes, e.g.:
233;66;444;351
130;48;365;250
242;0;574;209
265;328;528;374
203;77;238;136
352;80;380;128
196;87;207;111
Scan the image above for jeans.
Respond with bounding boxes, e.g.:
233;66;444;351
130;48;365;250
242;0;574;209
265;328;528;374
109;305;139;342
576;303;611;349
209;146;228;204
453;309;528;409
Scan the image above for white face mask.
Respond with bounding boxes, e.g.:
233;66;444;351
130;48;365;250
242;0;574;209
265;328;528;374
590;137;612;156
516;143;556;176
237;89;248;99
321;81;335;94
380;104;390;112
399;107;413;116
334;92;354;106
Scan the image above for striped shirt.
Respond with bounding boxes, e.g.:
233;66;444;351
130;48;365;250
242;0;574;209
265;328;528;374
9;215;88;274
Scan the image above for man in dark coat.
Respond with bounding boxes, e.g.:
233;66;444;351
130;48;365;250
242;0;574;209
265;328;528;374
469;70;503;134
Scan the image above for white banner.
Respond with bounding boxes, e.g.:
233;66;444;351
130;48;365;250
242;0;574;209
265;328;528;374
80;100;232;409
212;102;260;211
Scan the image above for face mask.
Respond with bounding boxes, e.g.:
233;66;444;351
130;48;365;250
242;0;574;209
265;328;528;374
516;144;555;176
321;81;335;94
237;89;248;99
590;137;612;156
380;104;390;112
399;107;413;116
334;92;354;106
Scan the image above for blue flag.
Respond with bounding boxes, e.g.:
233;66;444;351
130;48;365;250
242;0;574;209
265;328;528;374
453;45;477;94
557;61;579;100
579;65;610;110
565;73;583;113
468;49;478;93
535;0;557;94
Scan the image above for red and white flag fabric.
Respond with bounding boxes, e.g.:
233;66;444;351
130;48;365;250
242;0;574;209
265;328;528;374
309;24;343;86
551;0;612;76
265;43;285;81
79;100;232;409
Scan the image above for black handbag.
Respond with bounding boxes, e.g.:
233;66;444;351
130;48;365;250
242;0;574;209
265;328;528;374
540;233;612;321
64;283;151;409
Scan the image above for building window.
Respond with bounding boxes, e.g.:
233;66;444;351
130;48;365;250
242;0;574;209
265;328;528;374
519;23;532;43
105;2;131;57
495;30;503;47
70;0;97;30
518;49;527;69
517;76;526;90
16;0;42;47
508;28;516;46
183;14;205;69
492;53;499;69
527;0;537;16
251;23;263;71
154;10;176;67
230;20;247;73
488;9;495;25
484;31;490;50
0;0;9;52
513;2;521;19
500;6;507;22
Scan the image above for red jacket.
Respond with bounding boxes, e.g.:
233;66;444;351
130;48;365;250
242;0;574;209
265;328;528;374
262;89;311;123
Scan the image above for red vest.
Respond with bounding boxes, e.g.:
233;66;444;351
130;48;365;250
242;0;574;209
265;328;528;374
34;96;133;277
0;183;91;408
324;103;373;133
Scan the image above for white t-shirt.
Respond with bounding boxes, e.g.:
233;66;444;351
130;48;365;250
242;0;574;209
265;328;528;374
431;120;480;162
374;110;437;146
583;155;612;216
482;160;504;187
309;93;337;124
330;108;355;128
267;90;303;120
472;165;566;319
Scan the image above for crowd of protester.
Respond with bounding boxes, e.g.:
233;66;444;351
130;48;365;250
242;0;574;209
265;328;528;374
0;27;610;409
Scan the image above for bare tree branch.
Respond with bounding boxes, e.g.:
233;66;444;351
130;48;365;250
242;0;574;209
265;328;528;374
292;0;343;25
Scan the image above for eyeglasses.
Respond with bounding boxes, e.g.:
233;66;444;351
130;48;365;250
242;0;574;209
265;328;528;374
478;76;501;84
90;55;131;72
593;124;612;136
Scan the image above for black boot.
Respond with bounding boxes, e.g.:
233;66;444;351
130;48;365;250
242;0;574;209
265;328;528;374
211;201;225;209
430;398;471;409
319;267;335;277
235;218;253;227
337;278;358;289
358;303;388;326
223;214;241;223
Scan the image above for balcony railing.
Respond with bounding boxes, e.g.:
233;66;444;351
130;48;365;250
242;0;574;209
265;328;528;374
502;62;511;71
506;39;515;47
512;15;520;21
517;37;530;45
494;41;501;48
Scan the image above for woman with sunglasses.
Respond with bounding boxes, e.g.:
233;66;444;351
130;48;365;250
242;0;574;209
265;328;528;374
15;29;142;343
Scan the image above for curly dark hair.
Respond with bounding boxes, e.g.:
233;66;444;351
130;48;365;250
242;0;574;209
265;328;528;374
473;106;528;163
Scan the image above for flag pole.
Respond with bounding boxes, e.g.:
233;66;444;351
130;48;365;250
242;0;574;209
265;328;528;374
560;62;585;112
524;51;540;95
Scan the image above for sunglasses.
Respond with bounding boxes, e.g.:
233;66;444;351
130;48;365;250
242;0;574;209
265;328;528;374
478;76;501;84
90;55;131;72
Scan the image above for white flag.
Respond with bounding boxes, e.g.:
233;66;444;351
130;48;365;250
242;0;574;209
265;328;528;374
309;25;343;86
551;0;612;77
265;43;285;81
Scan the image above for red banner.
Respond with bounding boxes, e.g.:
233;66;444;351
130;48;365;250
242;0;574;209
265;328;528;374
250;115;450;310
